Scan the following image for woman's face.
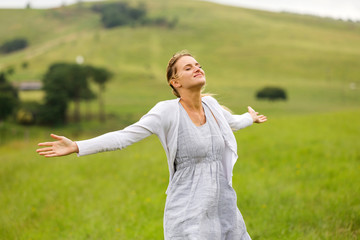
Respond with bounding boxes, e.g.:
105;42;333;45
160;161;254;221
172;56;206;92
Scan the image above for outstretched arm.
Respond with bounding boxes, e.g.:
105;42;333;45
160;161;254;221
36;101;167;157
36;134;79;157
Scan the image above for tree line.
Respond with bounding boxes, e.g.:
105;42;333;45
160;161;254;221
92;2;178;29
0;63;112;126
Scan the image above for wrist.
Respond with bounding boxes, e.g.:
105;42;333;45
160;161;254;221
72;141;79;153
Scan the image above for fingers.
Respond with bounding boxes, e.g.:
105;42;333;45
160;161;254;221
248;106;255;112
38;142;54;147
257;115;268;123
36;148;54;155
37;134;65;158
37;150;58;157
248;106;259;116
50;134;63;140
42;152;58;157
36;147;53;153
247;106;268;123
38;151;54;156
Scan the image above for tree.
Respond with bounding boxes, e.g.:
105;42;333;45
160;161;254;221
39;63;111;125
39;63;94;125
86;66;112;122
64;64;89;122
0;72;19;121
39;64;70;125
256;86;287;101
82;87;96;121
92;2;147;28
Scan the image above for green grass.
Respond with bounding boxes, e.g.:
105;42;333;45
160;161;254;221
0;110;359;239
1;0;360;239
18;90;44;102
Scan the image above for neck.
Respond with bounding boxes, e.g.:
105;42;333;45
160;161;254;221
180;91;202;111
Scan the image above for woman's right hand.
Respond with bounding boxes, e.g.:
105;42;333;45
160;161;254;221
36;134;79;157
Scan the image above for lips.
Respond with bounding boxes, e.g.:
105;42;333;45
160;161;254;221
194;73;203;77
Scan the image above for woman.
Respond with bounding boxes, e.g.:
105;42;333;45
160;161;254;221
37;51;267;239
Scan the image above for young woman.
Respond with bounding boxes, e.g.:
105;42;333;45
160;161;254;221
37;51;267;239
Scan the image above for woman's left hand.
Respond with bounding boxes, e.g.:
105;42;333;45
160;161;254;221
248;106;267;123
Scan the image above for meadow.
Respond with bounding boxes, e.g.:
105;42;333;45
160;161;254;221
0;0;359;239
1;111;359;239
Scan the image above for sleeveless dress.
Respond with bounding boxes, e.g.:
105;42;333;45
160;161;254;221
164;102;251;240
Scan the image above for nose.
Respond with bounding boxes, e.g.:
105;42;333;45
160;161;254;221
194;66;202;72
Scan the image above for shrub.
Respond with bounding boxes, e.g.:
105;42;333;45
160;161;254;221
0;38;28;54
0;72;19;121
16;101;41;125
22;61;29;69
92;2;146;28
256;86;287;101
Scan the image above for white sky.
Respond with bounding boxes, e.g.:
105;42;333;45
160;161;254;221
0;0;359;21
206;0;360;21
0;0;101;9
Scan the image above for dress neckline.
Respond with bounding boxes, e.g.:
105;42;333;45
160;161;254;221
179;102;208;128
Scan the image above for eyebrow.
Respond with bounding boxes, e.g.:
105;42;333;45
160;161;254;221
183;62;200;68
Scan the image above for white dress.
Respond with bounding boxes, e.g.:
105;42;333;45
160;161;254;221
163;102;251;240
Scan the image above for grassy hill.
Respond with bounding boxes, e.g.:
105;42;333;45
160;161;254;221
1;0;359;121
0;1;359;239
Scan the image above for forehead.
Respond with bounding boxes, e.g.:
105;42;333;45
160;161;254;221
176;56;198;67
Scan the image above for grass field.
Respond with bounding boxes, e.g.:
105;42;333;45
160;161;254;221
0;110;359;239
1;0;360;239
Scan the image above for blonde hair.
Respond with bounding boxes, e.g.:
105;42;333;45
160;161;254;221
166;50;214;99
166;50;192;98
165;51;236;115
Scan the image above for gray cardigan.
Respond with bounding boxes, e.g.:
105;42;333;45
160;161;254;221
76;96;253;193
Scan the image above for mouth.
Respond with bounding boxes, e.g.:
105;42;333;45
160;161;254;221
194;73;203;78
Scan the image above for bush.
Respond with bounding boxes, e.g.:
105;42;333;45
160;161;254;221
142;16;178;28
22;61;29;69
256;86;287;101
16;109;34;125
0;72;19;121
92;2;146;28
0;38;28;54
16;101;41;125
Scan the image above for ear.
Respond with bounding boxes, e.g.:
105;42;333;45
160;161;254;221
171;79;181;88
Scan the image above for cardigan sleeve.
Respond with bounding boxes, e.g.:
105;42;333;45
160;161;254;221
221;108;253;131
75;102;164;156
204;96;253;131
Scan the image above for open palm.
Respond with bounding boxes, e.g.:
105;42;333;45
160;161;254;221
248;106;267;123
36;134;78;157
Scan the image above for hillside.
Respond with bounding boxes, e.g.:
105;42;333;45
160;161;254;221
0;0;359;121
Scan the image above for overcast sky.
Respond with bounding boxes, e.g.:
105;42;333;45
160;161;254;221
0;0;359;21
207;0;360;21
0;0;100;9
